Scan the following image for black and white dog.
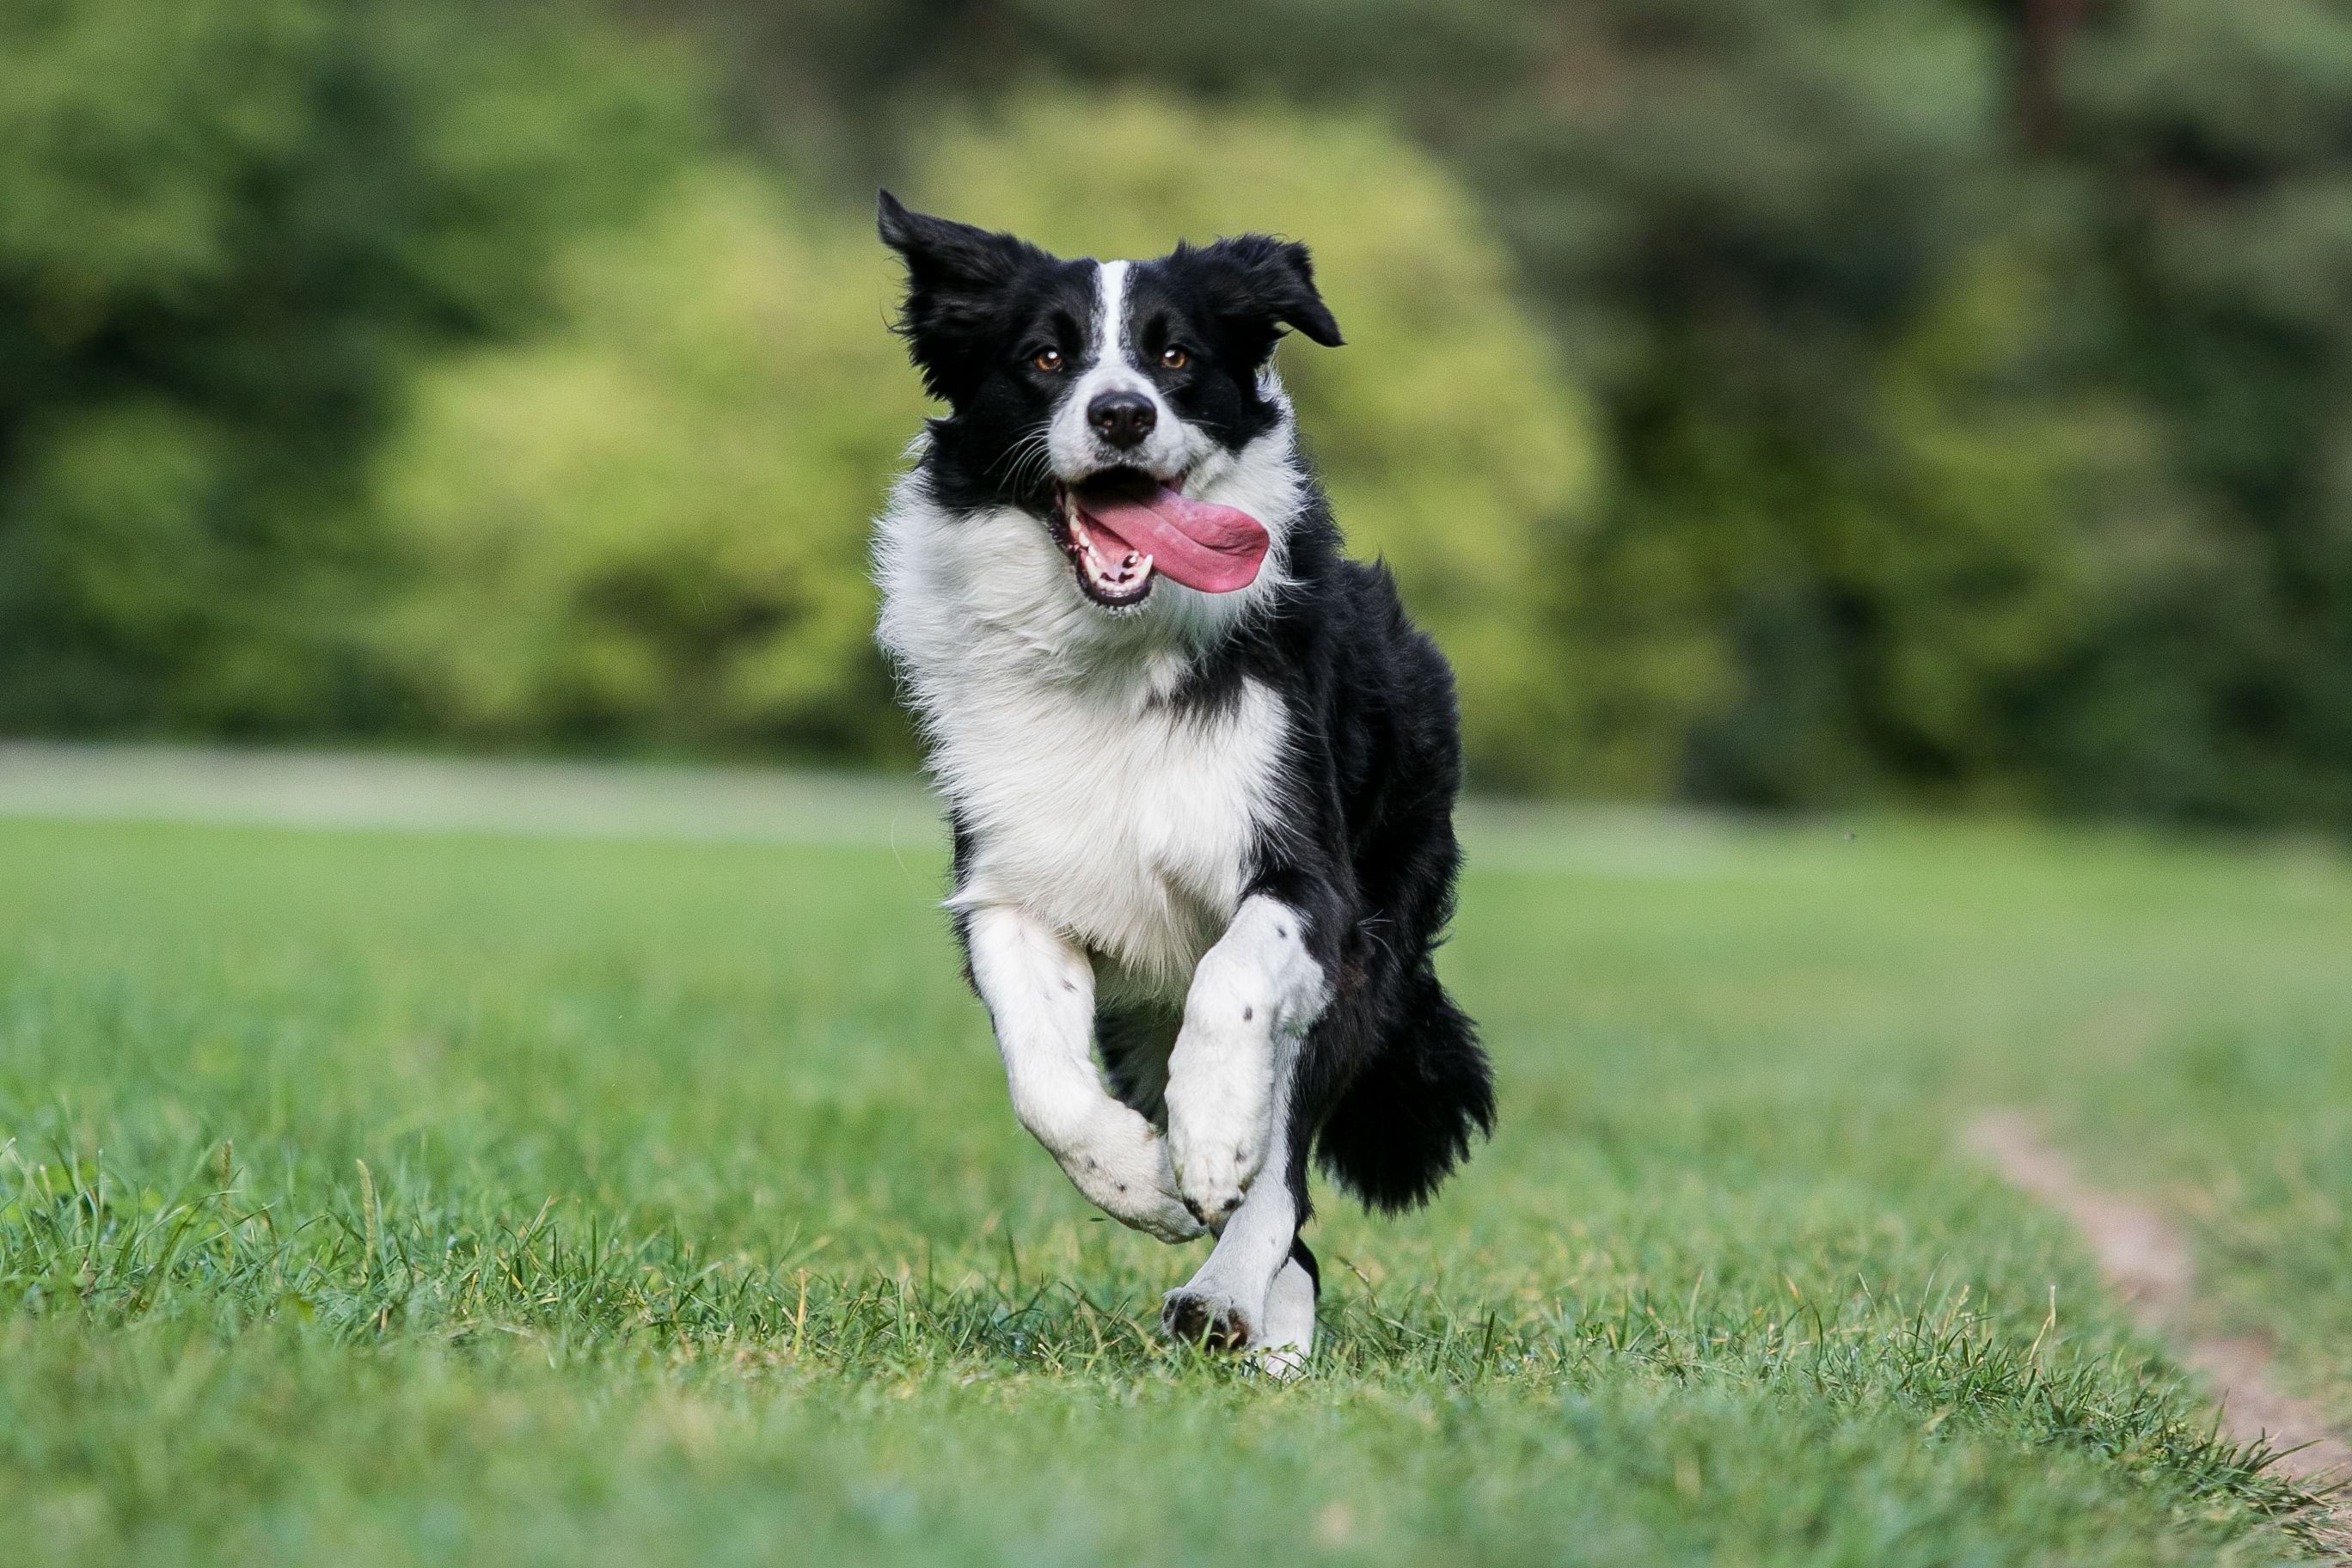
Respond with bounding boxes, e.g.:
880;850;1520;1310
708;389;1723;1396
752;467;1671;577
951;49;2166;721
872;193;1492;1367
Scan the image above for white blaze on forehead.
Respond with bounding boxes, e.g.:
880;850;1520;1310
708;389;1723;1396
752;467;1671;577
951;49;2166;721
1049;258;1188;481
1091;259;1133;372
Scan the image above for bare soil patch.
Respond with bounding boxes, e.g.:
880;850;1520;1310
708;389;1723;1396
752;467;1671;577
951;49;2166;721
1968;1110;2352;1508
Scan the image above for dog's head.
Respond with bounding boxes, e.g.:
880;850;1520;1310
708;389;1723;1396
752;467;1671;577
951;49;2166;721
879;192;1342;613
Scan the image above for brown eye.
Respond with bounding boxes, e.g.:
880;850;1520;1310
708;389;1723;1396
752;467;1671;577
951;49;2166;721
1159;346;1189;370
1032;348;1063;372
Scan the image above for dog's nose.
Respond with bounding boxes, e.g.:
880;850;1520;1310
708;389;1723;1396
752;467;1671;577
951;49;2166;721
1087;390;1157;449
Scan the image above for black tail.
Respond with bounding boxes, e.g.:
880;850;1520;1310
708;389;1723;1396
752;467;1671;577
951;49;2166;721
1314;968;1493;1213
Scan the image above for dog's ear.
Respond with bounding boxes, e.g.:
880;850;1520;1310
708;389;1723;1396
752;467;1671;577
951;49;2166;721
1176;234;1345;366
879;191;1046;402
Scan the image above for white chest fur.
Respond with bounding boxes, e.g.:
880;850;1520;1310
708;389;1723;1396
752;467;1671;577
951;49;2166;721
934;661;1286;999
875;432;1308;1000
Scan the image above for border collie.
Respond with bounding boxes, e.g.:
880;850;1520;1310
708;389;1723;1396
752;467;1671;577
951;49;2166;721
872;193;1493;1368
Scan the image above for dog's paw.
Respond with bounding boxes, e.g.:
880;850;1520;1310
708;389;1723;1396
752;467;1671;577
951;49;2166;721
1248;1344;1308;1380
1164;1023;1271;1227
1109;1184;1209;1245
1167;1123;1262;1228
1161;1285;1254;1351
1057;1112;1205;1243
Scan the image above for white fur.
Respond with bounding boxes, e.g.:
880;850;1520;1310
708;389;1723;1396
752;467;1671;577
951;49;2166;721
874;402;1311;995
1165;895;1330;1222
955;674;1283;995
1253;1256;1318;1375
964;903;1201;1241
1162;1045;1306;1353
1160;897;1329;1358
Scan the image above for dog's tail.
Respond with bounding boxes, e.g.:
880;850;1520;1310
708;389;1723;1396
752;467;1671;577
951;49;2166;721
1314;966;1493;1213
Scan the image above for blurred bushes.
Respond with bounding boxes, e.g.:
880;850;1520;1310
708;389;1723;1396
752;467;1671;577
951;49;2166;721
0;0;694;733
375;173;921;757
10;0;2352;826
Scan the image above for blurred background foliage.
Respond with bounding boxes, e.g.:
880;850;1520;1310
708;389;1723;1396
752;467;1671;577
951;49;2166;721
376;170;921;759
6;0;2352;824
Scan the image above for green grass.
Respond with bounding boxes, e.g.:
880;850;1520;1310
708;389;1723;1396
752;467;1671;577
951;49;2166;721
3;793;2350;1564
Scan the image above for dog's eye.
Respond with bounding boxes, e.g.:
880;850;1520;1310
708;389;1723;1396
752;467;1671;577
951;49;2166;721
1159;346;1189;371
1031;348;1064;373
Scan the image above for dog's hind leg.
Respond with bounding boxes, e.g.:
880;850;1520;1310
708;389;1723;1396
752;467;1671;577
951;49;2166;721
1253;1240;1320;1376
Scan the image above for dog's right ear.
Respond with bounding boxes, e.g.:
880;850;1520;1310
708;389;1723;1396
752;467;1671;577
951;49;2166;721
879;191;1044;403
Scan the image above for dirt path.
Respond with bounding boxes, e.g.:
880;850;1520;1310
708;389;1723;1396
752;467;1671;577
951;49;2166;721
1967;1110;2352;1517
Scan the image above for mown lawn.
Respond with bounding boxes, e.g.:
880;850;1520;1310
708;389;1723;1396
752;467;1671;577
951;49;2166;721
2;783;2349;1565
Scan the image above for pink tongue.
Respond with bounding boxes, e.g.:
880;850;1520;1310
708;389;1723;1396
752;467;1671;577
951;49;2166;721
1073;482;1269;593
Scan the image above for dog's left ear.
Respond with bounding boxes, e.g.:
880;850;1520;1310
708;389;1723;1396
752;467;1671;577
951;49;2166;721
1177;234;1345;365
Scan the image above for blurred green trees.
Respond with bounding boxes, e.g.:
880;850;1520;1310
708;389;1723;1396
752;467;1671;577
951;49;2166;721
1474;0;2352;818
0;0;691;732
375;173;921;757
9;0;2352;826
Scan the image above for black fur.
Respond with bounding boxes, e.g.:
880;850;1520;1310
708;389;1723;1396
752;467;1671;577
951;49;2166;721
1187;501;1495;1216
881;192;1492;1224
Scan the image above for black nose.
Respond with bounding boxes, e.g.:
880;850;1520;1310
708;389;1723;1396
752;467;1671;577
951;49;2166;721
1087;390;1157;449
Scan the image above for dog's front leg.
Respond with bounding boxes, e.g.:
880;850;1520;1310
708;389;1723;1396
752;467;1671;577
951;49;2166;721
965;903;1203;1243
1161;1144;1308;1363
1164;896;1331;1226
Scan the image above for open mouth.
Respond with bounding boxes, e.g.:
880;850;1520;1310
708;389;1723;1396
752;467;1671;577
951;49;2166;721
1050;470;1160;608
1047;468;1272;609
